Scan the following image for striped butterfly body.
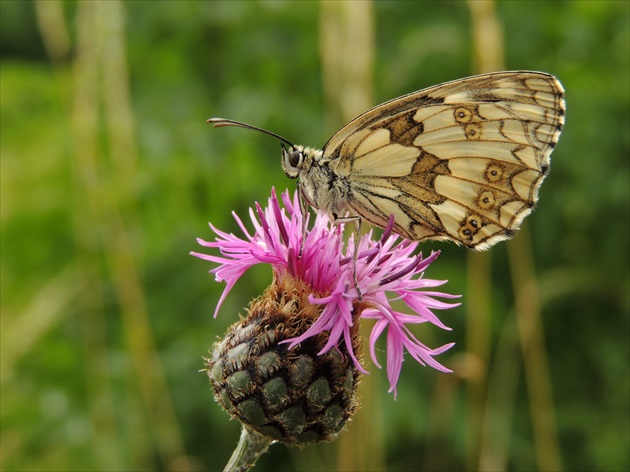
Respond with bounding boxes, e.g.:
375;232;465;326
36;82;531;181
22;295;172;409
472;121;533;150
209;71;565;250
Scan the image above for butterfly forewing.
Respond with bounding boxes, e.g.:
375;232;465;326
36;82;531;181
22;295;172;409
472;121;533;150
323;71;565;249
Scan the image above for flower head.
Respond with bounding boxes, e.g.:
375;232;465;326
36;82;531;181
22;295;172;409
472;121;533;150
192;188;460;396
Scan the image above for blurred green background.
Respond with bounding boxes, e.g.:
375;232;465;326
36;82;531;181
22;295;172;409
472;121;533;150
1;1;628;471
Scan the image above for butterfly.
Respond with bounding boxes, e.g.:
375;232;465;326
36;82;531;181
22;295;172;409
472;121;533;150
208;71;565;250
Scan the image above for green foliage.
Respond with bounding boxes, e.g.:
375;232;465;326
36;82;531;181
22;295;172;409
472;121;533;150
1;1;628;471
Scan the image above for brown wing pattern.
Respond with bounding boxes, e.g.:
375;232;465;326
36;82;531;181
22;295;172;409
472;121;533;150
324;71;565;249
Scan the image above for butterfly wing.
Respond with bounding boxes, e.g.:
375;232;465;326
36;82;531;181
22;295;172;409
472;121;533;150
323;71;566;249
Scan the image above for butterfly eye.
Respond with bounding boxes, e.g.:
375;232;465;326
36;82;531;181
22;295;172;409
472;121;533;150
281;145;303;179
289;150;302;167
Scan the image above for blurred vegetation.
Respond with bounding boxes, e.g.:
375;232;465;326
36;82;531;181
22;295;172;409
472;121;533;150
1;1;628;471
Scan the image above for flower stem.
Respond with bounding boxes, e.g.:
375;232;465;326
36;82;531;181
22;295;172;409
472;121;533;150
223;426;273;472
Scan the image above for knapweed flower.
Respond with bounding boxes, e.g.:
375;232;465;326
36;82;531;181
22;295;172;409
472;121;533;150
193;188;459;445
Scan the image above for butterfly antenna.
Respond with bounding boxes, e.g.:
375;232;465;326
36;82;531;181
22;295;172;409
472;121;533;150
207;118;295;148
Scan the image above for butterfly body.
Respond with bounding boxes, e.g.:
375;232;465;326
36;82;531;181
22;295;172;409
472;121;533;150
210;71;565;250
281;145;354;223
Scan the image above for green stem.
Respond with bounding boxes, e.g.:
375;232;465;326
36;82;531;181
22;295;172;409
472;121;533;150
223;426;273;472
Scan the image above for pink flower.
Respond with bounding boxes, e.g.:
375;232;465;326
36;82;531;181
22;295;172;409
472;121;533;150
192;188;460;396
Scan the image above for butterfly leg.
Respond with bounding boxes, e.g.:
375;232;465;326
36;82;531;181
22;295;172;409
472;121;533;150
352;218;362;300
297;182;309;258
332;214;363;300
